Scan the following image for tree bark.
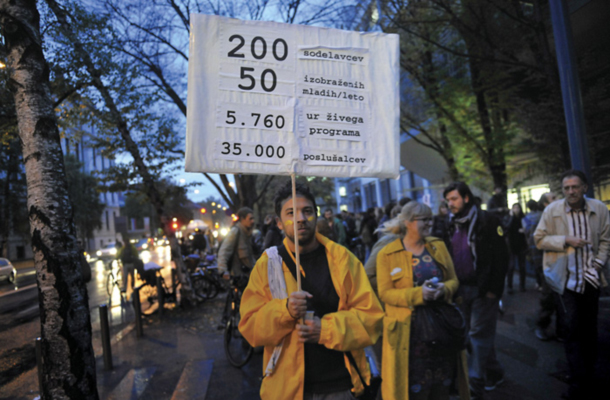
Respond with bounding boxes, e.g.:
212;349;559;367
0;1;98;398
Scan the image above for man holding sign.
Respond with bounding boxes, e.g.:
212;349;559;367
239;181;383;399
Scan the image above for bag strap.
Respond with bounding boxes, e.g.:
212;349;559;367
277;245;305;281
345;351;369;389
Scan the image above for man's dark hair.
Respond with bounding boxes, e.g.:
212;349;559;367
398;197;412;207
560;169;588;186
526;199;538;212
384;201;396;217
443;182;474;204
324;208;333;214
237;207;254;221
273;180;317;217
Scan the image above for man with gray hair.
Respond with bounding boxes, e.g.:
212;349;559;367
534;170;610;399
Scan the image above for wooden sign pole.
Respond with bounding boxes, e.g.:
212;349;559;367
290;173;302;291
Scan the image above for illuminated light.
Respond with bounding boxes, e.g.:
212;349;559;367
339;186;347;196
188;235;194;241
212;231;218;238
110;248;117;256
96;250;102;257
0;61;6;69
217;204;221;208
215;222;219;228
172;223;178;229
231;214;238;221
220;228;228;236
172;217;177;222
142;244;148;250
222;207;227;211
211;202;216;206
200;208;206;214
229;182;235;188
180;179;186;184
141;251;152;263
212;210;216;214
194;190;200;194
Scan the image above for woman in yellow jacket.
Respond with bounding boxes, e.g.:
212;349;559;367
377;201;470;400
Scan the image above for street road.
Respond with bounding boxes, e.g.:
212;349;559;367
0;245;174;389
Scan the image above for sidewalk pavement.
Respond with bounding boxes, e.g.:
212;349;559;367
2;276;609;399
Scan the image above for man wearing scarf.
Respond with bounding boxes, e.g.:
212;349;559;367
444;182;509;400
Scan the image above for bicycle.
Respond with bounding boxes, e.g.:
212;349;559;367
223;274;253;367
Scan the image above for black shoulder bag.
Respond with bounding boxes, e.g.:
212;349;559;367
346;351;381;400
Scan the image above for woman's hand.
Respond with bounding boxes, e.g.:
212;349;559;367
422;280;436;301
432;282;446;301
422;279;445;302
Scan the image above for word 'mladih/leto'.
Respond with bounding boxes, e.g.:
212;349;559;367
303;153;366;163
301;88;365;101
301;50;365;63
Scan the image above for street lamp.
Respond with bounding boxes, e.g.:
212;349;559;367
0;61;6;69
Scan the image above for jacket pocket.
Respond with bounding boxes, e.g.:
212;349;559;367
390;267;405;281
383;316;408;350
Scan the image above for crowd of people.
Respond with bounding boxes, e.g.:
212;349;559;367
208;169;607;400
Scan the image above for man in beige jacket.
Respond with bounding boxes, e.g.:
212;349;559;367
534;170;610;399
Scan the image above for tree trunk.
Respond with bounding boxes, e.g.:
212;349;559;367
0;1;99;398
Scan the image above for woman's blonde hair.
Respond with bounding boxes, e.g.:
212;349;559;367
377;201;433;236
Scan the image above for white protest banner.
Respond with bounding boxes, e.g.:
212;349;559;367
185;14;400;179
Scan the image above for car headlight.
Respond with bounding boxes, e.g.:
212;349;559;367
142;244;148;250
96;250;102;257
110;248;117;255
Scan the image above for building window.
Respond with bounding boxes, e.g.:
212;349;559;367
106;211;110;231
339;186;347;197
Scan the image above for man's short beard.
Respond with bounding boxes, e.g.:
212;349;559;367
286;228;315;248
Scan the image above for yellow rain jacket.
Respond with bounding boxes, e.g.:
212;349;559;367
239;233;384;400
376;237;470;400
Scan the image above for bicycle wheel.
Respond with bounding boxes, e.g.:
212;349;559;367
224;312;253;367
192;276;210;300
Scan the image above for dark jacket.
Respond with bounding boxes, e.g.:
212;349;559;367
448;206;509;298
505;214;527;254
263;225;283;250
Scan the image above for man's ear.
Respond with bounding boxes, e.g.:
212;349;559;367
464;195;470;204
276;216;284;232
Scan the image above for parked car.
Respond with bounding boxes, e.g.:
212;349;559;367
96;243;119;260
0;258;17;283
